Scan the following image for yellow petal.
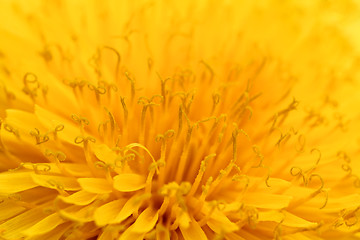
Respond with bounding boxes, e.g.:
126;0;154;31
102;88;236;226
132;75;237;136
243;192;293;209
94;199;126;226
34;104;80;145
31;173;81;191
22;213;64;237
207;209;239;233
179;219;207;240
131;207;159;233
282;212;318;228
258;210;284;223
156;224;170;240
61;163;93;177
0;207;48;239
0;171;38;194
118;227;145;240
178;210;191;229
77;178;112;194
322;194;360;212
58;190;98;206
0;200;26;221
111;194;147;224
26;223;72;240
58;205;94;223
93;144;117;165
113;173;146;192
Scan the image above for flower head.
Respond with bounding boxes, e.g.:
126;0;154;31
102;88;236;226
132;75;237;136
1;0;360;239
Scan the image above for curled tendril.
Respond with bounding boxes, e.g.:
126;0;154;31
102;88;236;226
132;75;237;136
63;78;87;89
33;163;52;173
47;180;65;191
30;128;49;145
232;174;250;191
3;124;20;138
290;166;306;183
308;174;324;190
114;154;135;168
319;189;329;209
45;149;66;162
23;72;39;86
149;160;166;171
98;80;118;92
337;151;351;163
54;124;64;132
342;164;352;175
200;60;215;81
138;96;163;106
354;177;360;188
88;84;106;94
212;92;220;105
155;129;175;142
274;214;285;240
94;161;115;171
22;73;40;99
8;193;21;201
74;136;96;144
310;148;322;166
71;114;90;125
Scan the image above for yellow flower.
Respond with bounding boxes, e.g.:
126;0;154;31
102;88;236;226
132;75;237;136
1;0;360;239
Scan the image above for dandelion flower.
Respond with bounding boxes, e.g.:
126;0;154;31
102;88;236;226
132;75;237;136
1;0;360;239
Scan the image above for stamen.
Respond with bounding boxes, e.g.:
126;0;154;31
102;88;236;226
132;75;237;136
252;145;264;168
157;73;171;107
211;92;221;114
295;134;306;153
275;130;290;148
232;124;240;163
125;143;157;169
74;136;97;176
276;98;299;126
125;72;136;103
155;129;175;185
120;97;128;126
200;60;215;82
232;174;250;195
147;57;153;71
102;46;121;81
177;106;183;139
138;98;160;143
199;177;213;203
104;107;117;142
187;154;216;198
